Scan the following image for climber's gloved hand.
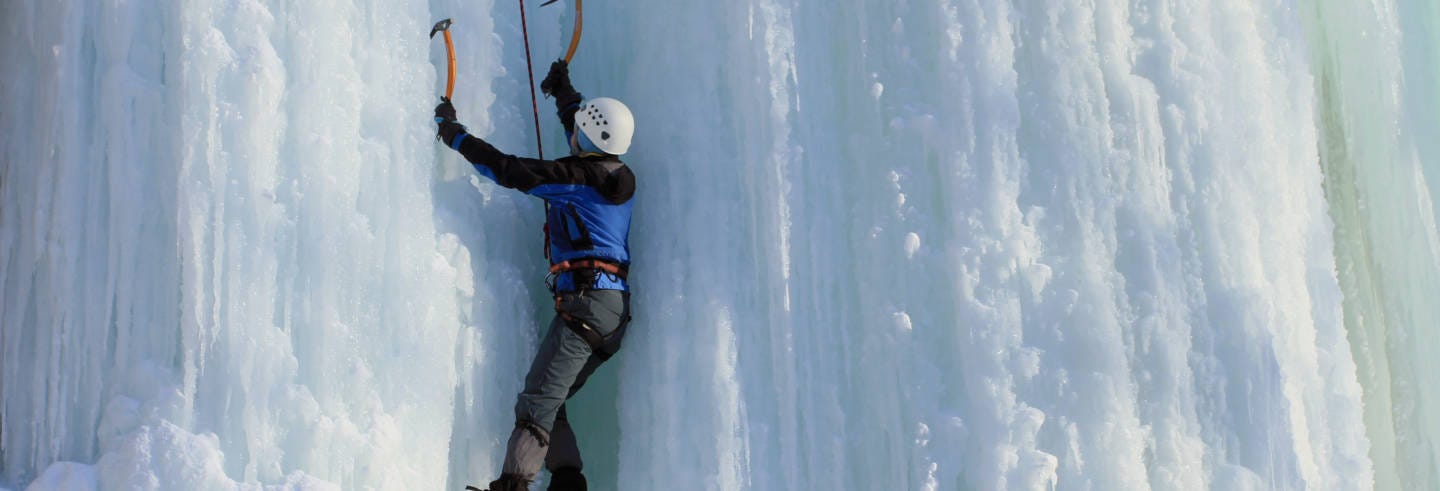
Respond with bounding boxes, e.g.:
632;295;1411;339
540;60;572;97
435;98;458;124
434;99;466;146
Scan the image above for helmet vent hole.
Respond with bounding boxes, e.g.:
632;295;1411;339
601;131;610;140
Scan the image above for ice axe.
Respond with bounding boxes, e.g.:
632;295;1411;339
430;18;456;101
539;0;583;63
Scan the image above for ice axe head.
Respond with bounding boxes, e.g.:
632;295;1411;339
430;18;452;39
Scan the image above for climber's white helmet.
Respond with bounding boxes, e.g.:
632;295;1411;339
575;97;634;155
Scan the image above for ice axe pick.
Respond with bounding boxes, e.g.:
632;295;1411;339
430;18;456;101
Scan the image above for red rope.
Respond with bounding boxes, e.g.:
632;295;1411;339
519;0;544;159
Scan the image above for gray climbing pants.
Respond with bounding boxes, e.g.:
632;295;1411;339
502;289;630;482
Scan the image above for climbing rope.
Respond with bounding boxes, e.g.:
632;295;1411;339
519;0;544;158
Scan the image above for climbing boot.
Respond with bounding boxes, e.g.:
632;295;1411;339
479;474;530;491
548;467;587;491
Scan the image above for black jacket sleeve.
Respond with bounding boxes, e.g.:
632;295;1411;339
453;134;635;204
556;87;583;135
542;61;583;133
455;134;578;192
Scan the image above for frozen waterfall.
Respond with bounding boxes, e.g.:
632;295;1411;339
2;0;1438;489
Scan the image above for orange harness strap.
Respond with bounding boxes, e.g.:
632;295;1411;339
548;259;628;280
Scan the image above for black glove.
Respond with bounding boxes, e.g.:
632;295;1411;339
434;99;457;124
540;60;572;97
438;120;467;146
434;100;466;145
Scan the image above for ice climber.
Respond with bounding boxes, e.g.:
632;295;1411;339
437;60;635;491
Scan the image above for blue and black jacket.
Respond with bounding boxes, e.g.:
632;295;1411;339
443;130;634;292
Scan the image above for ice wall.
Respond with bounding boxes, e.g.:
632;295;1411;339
2;1;472;489
2;0;1437;490
1304;0;1440;488
615;0;1365;488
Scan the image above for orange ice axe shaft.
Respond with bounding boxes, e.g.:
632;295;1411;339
430;18;456;100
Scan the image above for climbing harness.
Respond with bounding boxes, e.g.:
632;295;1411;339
548;258;629;355
544;258;628;293
554;297;608;351
549;258;628;280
